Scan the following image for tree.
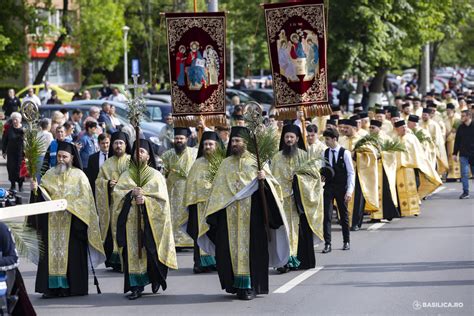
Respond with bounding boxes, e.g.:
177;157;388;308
0;1;36;79
74;0;126;85
33;0;71;84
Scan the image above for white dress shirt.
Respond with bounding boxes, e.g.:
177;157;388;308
99;151;108;167
322;144;355;195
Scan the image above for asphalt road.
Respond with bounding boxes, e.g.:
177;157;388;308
1;159;473;315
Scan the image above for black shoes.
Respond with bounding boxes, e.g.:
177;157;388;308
343;242;350;250
152;283;160;294
127;289;143;300
237;289;255;301
322;244;332;253
459;192;470;199
277;265;290;274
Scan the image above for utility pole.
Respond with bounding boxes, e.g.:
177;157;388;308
230;40;234;83
420;44;430;95
208;0;218;12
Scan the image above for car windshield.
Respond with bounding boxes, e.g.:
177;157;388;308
235;91;254;102
146;106;163;121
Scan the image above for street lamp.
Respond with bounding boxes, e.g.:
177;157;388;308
122;25;130;86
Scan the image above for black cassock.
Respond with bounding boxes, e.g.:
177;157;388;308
28;194;89;296
116;192;168;293
2;126;24;183
206;181;284;295
381;169;400;220
292;175;316;270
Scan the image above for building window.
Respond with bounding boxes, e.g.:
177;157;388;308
28;59;75;84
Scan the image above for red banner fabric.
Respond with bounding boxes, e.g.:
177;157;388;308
165;12;226;127
263;0;331;118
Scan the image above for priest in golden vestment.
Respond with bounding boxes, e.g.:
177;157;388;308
198;126;290;300
444;103;461;180
407;114;437;169
367;120;400;222
271;124;324;273
95;131;131;271
183;131;221;273
161;127;198;248
30;141;105;298
394;120;442;217
421;108;449;175
113;139;177;300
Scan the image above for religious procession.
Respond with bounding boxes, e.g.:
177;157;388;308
0;0;473;315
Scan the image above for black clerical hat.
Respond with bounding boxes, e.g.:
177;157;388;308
57;141;83;170
109;131;132;157
408;115;419;123
131;139;157;169
394;120;406;128
279;124;306;151
197;131;223;158
370;120;382;128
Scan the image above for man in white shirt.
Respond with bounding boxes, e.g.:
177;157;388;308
321;128;355;253
108;88;127;102
38;81;52;105
22;88;41;107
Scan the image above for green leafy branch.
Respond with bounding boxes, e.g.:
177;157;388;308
206;144;227;183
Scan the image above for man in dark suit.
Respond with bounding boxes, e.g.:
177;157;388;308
86;133;110;195
321;128;355;253
98;102;117;134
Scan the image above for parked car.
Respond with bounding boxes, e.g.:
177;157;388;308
0;84;74;106
240;89;273;113
33;100;160;155
84;84;130;98
144;100;172;123
144;94;172;104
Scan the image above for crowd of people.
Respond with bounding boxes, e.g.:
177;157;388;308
1;82;474;306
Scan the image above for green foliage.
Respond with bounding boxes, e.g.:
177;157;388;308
0;0;38;78
24;129;45;183
206;144;227;183
353;134;381;153
293;157;322;179
74;0;126;83
414;129;432;145
241;108;279;169
380;139;406;153
6;222;44;262
128;159;154;187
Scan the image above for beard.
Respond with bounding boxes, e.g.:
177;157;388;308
174;142;186;155
203;148;215;159
231;145;245;157
55;162;71;175
282;143;298;157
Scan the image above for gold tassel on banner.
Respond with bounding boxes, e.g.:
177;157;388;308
275;104;332;121
173;114;227;128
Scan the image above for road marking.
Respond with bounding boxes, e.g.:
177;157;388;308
367;222;386;231
273;266;324;293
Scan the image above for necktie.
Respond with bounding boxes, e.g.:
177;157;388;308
103;153;107;161
332;149;337;167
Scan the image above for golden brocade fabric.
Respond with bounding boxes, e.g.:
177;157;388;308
355;145;380;211
112;168;178;273
39;167;105;278
271;149;324;249
307;141;327;164
161;147;198;247
421;120;448;174
183;156;214;257
202;151;288;276
396;133;442;215
95;154;130;241
444;117;461;179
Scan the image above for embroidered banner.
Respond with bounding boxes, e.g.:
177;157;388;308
165;12;226;127
263;0;331;118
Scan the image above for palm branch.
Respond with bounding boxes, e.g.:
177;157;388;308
241;126;280;168
24;129;45;180
293;157;322;179
206;144;227;183
380;139;406;152
128;159;154;187
353;134;381;153
414;129;432;145
5;222;43;262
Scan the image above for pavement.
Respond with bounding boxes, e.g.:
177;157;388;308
1;158;473;315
